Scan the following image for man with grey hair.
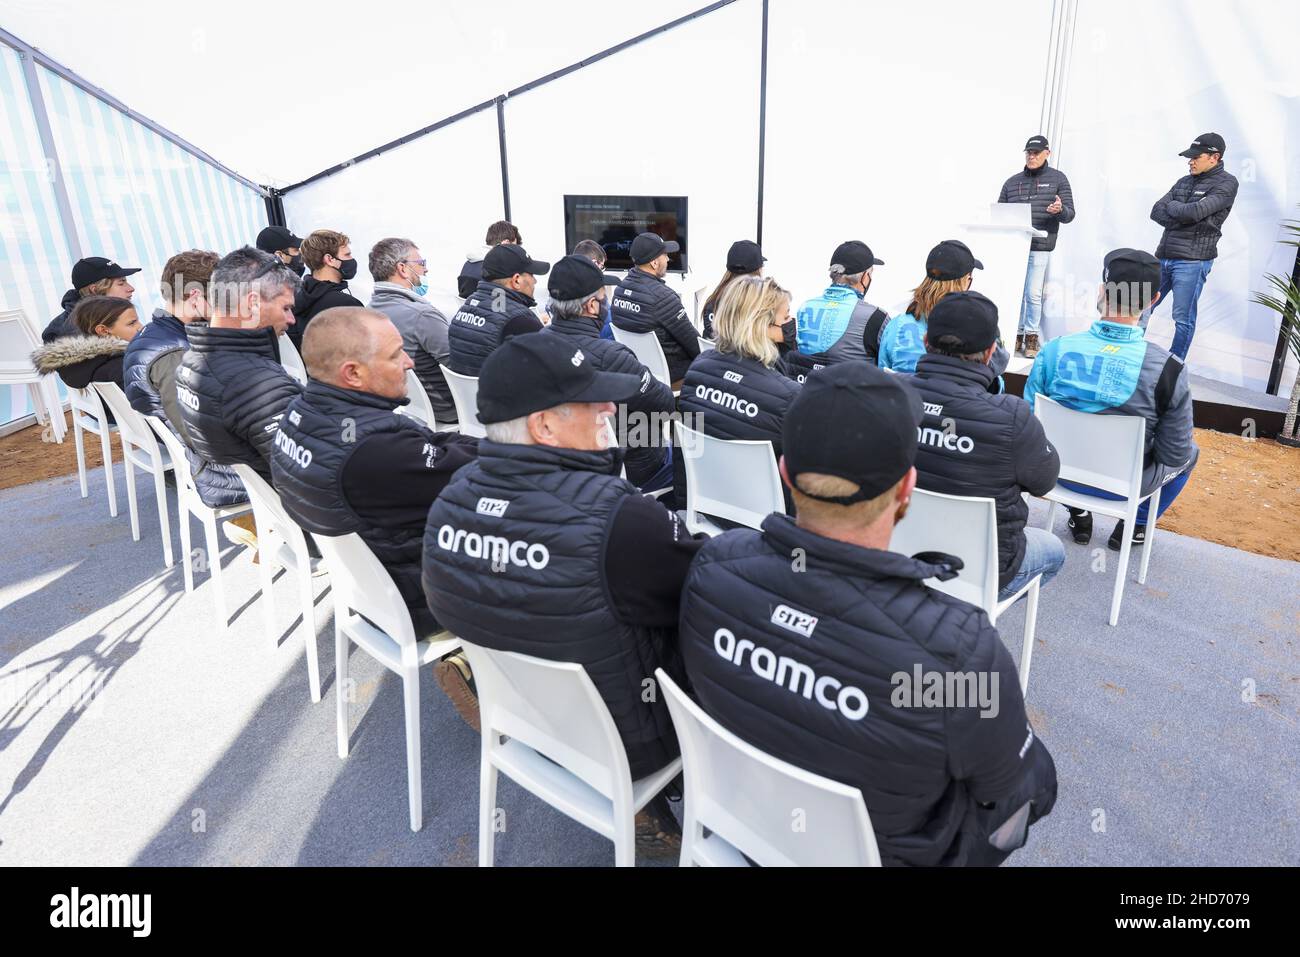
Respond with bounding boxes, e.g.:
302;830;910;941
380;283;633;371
793;240;891;369
423;331;706;855
179;246;302;480
271;308;477;700
368;237;456;427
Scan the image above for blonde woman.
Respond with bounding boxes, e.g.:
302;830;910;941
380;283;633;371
673;274;801;512
877;240;982;373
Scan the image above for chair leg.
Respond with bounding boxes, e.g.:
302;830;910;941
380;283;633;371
1041;498;1057;532
613;799;636;867
179;502;195;594
202;512;228;633
152;460;173;568
124;448;140;542
100;425;117;517
679;802;702;867
402;665;423;832
1109;522;1135;627
1138;487;1161;585
256;533;277;646
335;617;350;759
73;414;88;499
1019;577;1040;696
479;741;499;867
299;565;321;704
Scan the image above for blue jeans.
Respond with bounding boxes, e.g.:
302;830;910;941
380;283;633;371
1059;469;1192;526
999;526;1065;601
1018;250;1051;335
1139;258;1213;360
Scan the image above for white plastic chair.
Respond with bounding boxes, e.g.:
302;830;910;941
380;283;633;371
278;333;307;385
0;308;66;442
1034;395;1160;627
610;326;673;388
312;531;460;831
145;415;253;633
460;640;682;867
440;366;484;438
92;382;175;568
396;368;437;430
69;386;118;516
891;488;1040;693
656;668;881;867
697;336;716;353
673;421;785;536
230;464;323;704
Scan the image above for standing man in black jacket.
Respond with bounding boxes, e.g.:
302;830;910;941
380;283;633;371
448;243;548;376
678;362;1057;866
909;292;1063;600
611;232;699;387
423;332;706;855
1144;132;1239;361
999;135;1075;359
178;247;302;482
291;229;363;349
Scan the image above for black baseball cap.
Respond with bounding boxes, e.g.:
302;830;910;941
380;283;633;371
71;256;140;289
926;291;1000;353
1024;135;1050;152
1179;132;1225;158
630;232;680;265
256;225;303;253
1102;247;1161;302
830;240;884;274
925;240;983;281
477;331;645;425
483;243;551;280
726;240;766;273
782;362;924;505
548;254;612;300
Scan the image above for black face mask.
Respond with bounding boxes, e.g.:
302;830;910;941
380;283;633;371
781;317;798;349
288;254;305;276
335;258;358;282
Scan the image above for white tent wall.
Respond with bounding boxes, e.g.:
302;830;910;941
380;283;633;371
1046;0;1300;393
279;107;505;309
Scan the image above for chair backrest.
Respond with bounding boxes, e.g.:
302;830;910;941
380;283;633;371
278;334;307;385
890;487;999;611
1034;395;1145;498
656;668;881;867
400;369;436;429
674;420;785;531
426;289;465;320
69;385;111;432
440;366;484;438
230;462;312;560
460;640;631;800
0;309;43;384
310;531;417;647
92;381;164;462
144;415;198;497
697;336;716;353
610;326;672;387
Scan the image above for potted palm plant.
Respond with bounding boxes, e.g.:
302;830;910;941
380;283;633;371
1251;214;1300;447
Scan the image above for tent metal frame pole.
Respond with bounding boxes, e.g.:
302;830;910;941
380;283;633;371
1265;243;1300;396
0;26;266;197
756;0;769;246
496;97;512;222
12;45;83;262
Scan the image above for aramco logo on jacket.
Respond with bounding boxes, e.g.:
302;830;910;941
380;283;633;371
712;626;869;720
435;523;550;570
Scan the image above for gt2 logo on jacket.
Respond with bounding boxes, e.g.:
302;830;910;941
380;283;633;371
771;604;818;637
917;425;974;454
435;524;549;569
475;497;509;518
694;385;758;418
723;370;744;383
274;430;313;469
713;627;869;720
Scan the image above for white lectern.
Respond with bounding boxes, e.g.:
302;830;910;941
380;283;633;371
957;203;1047;376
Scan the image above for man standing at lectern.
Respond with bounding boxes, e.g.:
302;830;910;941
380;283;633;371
1144;132;1239;362
998;135;1075;360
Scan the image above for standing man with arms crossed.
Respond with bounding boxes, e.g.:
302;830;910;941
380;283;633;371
998;135;1075;359
1145;132;1239;361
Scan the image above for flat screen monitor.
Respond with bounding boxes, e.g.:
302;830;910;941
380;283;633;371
564;194;688;272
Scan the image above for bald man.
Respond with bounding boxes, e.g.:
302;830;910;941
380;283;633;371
270;307;479;640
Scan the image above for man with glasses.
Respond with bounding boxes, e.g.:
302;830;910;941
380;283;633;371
998;135;1076;359
368;238;457;427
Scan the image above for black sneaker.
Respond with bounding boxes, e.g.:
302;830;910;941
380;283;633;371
1107;520;1147;551
1067;508;1092;545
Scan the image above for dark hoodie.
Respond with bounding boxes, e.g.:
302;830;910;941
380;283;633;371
290;276;362;349
41;289;83;343
32;334;128;394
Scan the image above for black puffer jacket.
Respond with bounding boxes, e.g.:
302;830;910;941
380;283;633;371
41;289;82;343
544;312;676;485
679;514;1058;866
178;325;303;481
998;164;1076;252
31;335;127;390
611;268;700;382
447;280;543;376
290;276;362;348
1151;162;1239;261
910;354;1060;590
